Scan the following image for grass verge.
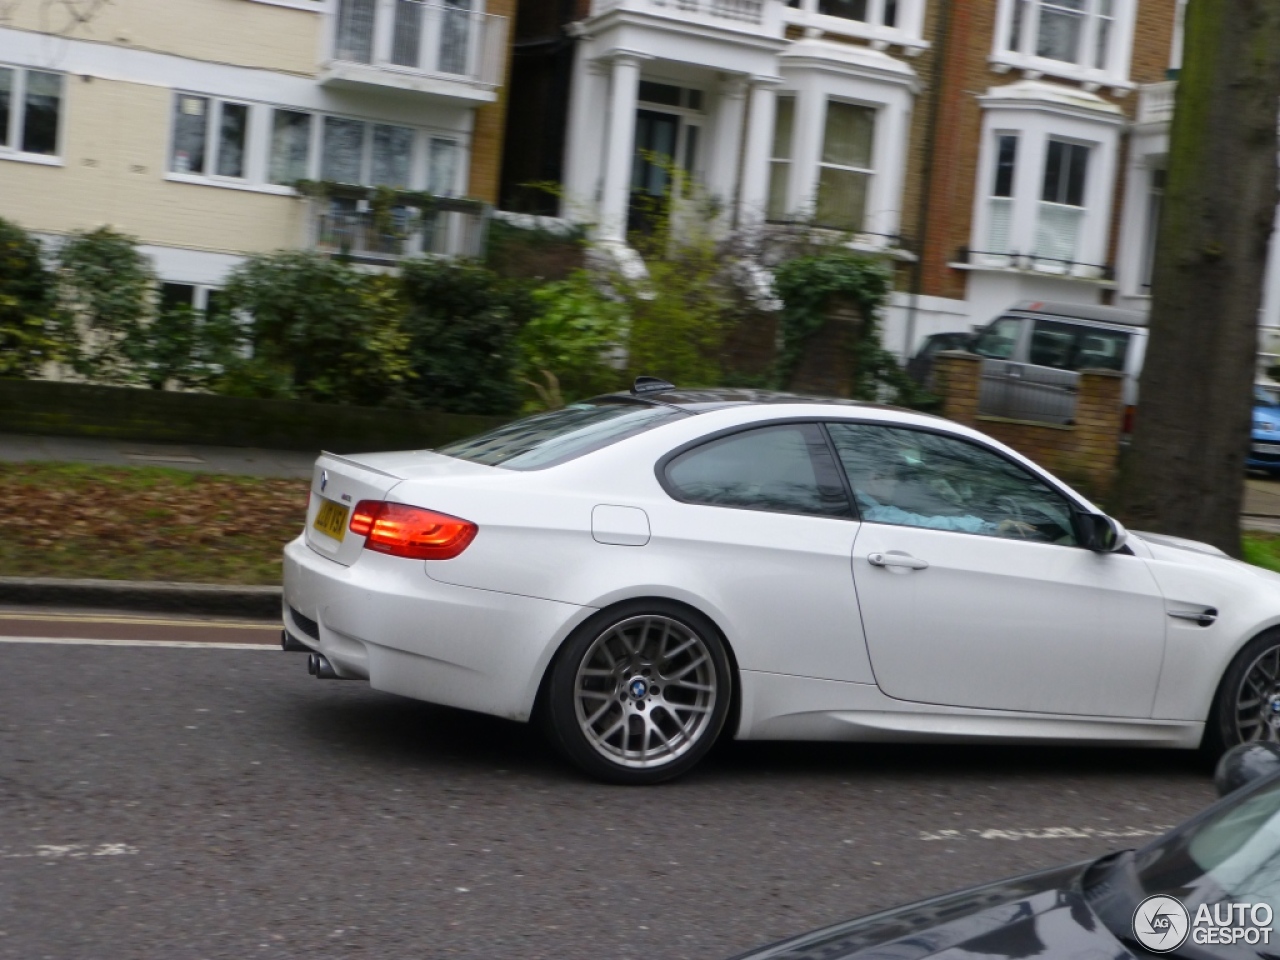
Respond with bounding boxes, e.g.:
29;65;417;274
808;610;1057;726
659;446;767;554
0;463;305;585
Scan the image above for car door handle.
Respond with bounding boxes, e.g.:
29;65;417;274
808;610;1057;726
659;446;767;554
1168;608;1218;627
867;552;929;571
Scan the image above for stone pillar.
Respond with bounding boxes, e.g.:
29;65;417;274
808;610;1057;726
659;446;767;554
786;298;863;399
933;351;982;427
1072;368;1125;494
737;76;781;227
562;55;609;220
597;51;646;244
708;76;748;224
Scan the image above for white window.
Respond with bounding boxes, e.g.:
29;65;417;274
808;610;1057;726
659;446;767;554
1141;166;1164;291
321;116;416;187
986;133;1018;254
993;0;1134;86
1035;138;1089;265
767;96;795;222
427;137;461;196
782;0;926;51
269;109;312;185
0;66;63;159
170;94;250;179
815;100;875;233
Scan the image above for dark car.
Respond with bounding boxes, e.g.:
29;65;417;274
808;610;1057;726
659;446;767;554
731;744;1280;960
906;332;974;386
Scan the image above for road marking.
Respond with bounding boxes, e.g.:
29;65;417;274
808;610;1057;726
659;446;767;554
0;612;279;629
1;843;139;859
0;636;277;650
919;825;1172;841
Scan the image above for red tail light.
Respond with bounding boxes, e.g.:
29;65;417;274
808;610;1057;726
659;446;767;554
1122;405;1136;434
349;501;477;560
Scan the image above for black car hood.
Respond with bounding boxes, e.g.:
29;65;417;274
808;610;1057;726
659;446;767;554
730;862;1135;960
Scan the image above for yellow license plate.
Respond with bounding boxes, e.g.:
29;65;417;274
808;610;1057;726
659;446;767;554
313;499;349;541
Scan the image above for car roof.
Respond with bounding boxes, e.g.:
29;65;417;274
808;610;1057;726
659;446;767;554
594;387;899;413
1006;299;1148;327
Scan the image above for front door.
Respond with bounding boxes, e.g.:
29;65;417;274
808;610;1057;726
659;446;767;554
629;109;680;236
828;422;1168;719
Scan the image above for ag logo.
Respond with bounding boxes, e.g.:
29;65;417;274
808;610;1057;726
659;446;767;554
1133;895;1191;952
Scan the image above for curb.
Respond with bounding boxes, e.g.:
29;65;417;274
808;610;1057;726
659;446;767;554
0;576;281;620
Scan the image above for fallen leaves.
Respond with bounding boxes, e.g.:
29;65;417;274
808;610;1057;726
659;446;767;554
0;463;305;585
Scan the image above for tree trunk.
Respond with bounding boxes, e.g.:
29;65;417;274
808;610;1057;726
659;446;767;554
1114;0;1280;556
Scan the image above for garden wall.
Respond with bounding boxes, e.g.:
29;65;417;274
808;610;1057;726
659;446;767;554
933;351;1124;498
0;379;505;454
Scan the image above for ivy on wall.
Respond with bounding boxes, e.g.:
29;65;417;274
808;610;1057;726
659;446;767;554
772;251;935;407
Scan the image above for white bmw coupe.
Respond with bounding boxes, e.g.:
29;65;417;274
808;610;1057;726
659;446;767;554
283;379;1280;784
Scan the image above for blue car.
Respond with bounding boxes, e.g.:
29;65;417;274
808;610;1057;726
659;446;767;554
1248;382;1280;474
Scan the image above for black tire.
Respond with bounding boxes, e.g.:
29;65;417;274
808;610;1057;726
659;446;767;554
543;600;733;785
1205;629;1280;758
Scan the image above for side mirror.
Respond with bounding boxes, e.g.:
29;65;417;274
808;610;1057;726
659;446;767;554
1215;742;1280;797
1078;513;1129;553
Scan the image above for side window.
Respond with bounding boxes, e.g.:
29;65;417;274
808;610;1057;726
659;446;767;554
1028;319;1078;369
826;423;1078;545
664;424;851;518
972;316;1023;360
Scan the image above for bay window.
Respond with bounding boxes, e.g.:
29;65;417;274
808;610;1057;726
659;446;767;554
972;85;1120;278
815;100;876;233
0;66;64;158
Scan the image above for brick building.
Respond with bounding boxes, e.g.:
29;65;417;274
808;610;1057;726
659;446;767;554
0;0;515;306
501;0;1197;356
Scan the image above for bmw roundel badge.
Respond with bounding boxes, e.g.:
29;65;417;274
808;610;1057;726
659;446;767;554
630;678;648;699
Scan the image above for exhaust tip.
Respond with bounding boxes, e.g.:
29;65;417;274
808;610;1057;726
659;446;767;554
309;653;339;680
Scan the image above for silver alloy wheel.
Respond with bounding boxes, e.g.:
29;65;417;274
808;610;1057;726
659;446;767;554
573;614;718;769
1235;643;1280;742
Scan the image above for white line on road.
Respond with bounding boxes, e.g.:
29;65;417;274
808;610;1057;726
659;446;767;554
1;843;139;859
919;826;1172;841
0;612;279;629
0;636;277;650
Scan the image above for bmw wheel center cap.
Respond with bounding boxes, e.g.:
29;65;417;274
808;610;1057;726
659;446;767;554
629;678;649;700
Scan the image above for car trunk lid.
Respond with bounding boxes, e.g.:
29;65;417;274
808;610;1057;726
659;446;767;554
304;450;494;566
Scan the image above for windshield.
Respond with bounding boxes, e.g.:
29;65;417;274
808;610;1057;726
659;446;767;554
1087;775;1280;959
434;399;688;470
1256;385;1280;408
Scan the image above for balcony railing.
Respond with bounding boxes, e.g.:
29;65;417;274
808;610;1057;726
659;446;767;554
312;197;490;261
331;0;507;88
1138;80;1177;124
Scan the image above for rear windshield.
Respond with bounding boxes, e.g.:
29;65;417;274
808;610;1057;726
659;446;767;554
435;399;689;470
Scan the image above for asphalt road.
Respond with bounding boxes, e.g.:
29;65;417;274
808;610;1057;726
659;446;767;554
0;610;1219;960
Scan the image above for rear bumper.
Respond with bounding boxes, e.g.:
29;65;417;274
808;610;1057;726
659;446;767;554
282;535;593;722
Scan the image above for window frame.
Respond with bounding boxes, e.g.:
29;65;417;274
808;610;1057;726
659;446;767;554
656;416;1096;537
813;97;878;234
991;0;1135;90
169;92;254;182
0;65;65;164
656;420;855;521
823;420;1088;544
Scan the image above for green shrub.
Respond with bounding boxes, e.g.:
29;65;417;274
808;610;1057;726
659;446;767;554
399;258;524;415
518;270;627;407
485;217;587;282
0;217;59;377
57;227;157;384
219;251;412;406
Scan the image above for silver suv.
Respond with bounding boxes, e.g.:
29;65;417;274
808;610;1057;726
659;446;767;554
969;300;1147;426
